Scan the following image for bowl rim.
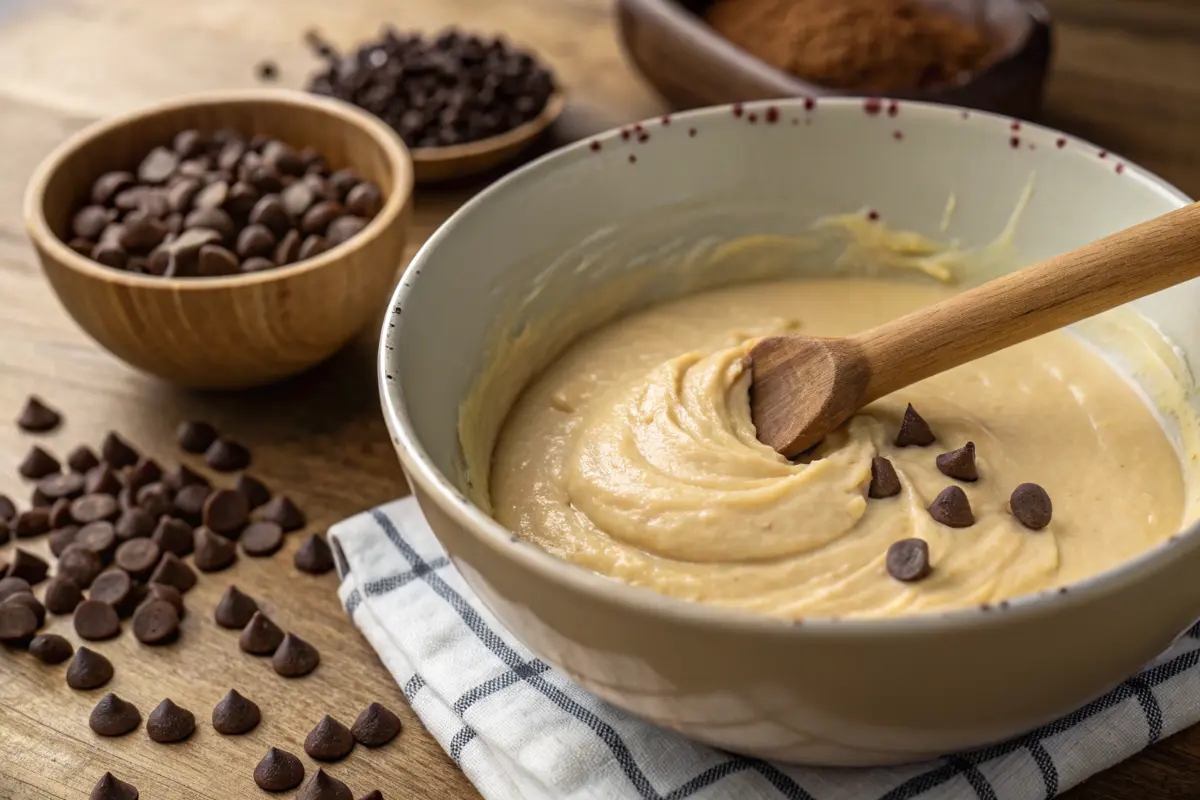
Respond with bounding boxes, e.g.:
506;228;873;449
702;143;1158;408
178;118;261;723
22;88;414;291
380;97;1200;638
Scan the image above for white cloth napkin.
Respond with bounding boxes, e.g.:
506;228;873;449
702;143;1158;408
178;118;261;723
330;497;1200;800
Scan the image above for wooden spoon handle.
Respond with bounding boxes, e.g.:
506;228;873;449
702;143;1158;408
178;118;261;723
852;201;1200;403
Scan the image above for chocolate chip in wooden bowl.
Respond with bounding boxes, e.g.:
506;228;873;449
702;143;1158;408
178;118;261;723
254;746;306;792
239;610;284;655
72;494;121;525
203;488;249;537
886;538;933;582
146;698;195;743
294;534;335;575
44;575;84;614
68;445;101;474
345;182;382;218
85;465;123;497
6;548;49;584
1010;482;1053;530
15;508;52;539
100;432;139;469
138;146;180;185
90;692;141;736
76;521;118;562
141;582;185;618
19;445;61;479
212;688;261;735
176;420;218;454
0;599;39;645
115;538;162;582
74;598;122;641
241;521;283;557
297;768;352;800
205;438;251;472
194;527;238;572
115;508;155;542
928;486;975;528
304;715;355;762
894;404;936;448
0;576;31;602
59;544;104;589
92;171;135;205
163;463;209;493
215;585;258;629
272;633;320;677
234;473;271;509
89;772;139;800
867;456;901;499
261;494;305;532
351;702;401;747
151;517;194;558
936;442;978;482
132;599;180;645
149;552;198;593
4;591;45;628
67;646;115;689
30;632;74;664
17;396;62;432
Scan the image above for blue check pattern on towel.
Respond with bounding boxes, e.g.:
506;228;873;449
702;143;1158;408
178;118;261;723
331;498;1200;800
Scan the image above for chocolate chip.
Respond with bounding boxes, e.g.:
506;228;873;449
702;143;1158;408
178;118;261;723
6;548;49;584
30;632;74;664
298;234;328;260
263;141;305;176
4;591;45;628
226;180;260;217
172;483;211;524
177;420;218;453
115;538;161;581
67;646;114;689
50;526;80;559
301;201;342;235
89;773;139;800
936;442;978;482
895;404;936;447
17;396;62;432
101;432;139;469
68;446;101;474
359;791;383;800
297;769;352;800
345;182;383;218
272;633;320;677
234;474;271;509
235;224;275;259
184;206;235;243
164;463;209;492
90;692;141;736
273;229;302;265
126;459;163;494
49;499;75;530
115;508;155;541
73;205;114;240
304;715;355;761
146;698;195;742
194;527;237;572
0;519;8;546
151;517;193;558
351;702;401;747
239;610;284;655
93;172;136;205
249;194;290;236
886;538;932;582
76;522;118;565
167;177;202;213
0;599;38;644
203;489;249;537
132;599;180;645
254;747;305;792
85;465;122;496
141;582;185;618
135;483;173;518
149;552;197;593
216;142;245;174
72;494;120;525
327;170;359;201
215;585;258;629
326;215;367;247
205;438;250;472
59;544;104;589
44;575;84;614
30;487;50;509
282;181;315;218
197;243;240;276
92;240;128;270
294;534;335;574
74;599;121;641
1010;483;1052;530
38;471;85;501
19;445;60;479
88;569;135;613
139;147;179;185
212;689;261;735
120;213;169;251
928;486;974;528
0;576;30;603
262;495;305;532
15;508;51;538
0;495;14;522
238;523;283;559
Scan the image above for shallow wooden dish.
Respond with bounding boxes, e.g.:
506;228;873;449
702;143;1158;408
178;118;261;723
23;89;413;390
617;0;1053;119
409;90;566;184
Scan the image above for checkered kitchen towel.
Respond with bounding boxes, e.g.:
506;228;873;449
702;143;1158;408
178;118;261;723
331;497;1200;800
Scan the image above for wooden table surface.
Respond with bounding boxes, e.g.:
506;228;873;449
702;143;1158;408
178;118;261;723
0;0;1197;797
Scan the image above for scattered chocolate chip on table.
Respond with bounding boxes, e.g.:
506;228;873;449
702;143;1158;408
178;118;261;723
297;768;353;800
351;702;402;747
89;772;139;800
17;395;62;432
241;521;284;556
66;646;114;690
212;689;261;735
239;610;285;655
304;714;356;762
254;746;306;791
89;693;142;737
74;598;122;641
272;632;321;677
294;533;336;574
146;698;196;743
214;584;259;629
29;633;74;664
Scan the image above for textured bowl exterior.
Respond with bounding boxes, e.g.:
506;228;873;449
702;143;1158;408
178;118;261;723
25;90;413;389
382;98;1200;764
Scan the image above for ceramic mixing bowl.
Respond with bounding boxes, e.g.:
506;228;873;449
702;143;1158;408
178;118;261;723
380;98;1200;765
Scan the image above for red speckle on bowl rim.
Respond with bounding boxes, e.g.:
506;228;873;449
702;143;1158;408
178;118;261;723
747;112;759;123
892;130;903;140
1098;150;1108;158
628;154;637;164
766;106;779;123
688;127;697;137
589;140;601;152
863;98;883;115
960;110;970;120
1011;120;1021;131
661;114;671;125
1028;142;1036;150
1056;138;1067;149
887;101;899;117
866;209;880;221
804;97;816;111
637;131;650;143
732;103;744;118
1010;136;1021;149
1116;163;1126;174
620;128;631;141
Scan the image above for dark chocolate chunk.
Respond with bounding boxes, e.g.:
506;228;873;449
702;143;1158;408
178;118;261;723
29;632;74;664
215;585;258;629
67;646;115;689
239;610;284;655
38;471;85;501
50;497;75;528
0;495;14;522
895;404;936;447
30;486;51;509
272;633;320;677
89;772;138;800
163;463;209;492
298;234;328;260
198;243;240;276
203;489;249;536
68;445;101;474
89;692;141;736
358;792;383;800
72;494;120;524
282;180;316;218
19;445;61;479
0;599;38;644
59;544;104;589
172;483;212;523
304;715;355;761
261;495;304;532
17;396;62;432
241;521;283;557
43;575;84;614
4;591;45;628
345;182;382;218
294;534;335;575
242;256;276;273
886;538;932;582
250;195;290;235
301;200;342;235
351;702;401;747
0;576;30;602
1011;483;1053;530
76;521;118;561
205;438;250;472
126;459;163;494
85;465;123;496
146;698;195;743
936;442;978;482
132;599;180;645
115;538;161;581
212;688;261;735
275;228;302;265
15;508;51;538
254;747;305;792
88;570;137;615
152;517;194;557
297;769;352;800
101;432;139;469
74;599;122;641
120;213;169;251
92;171;136;205
6;548;49;584
234;473;271;509
194;527;237;572
177;420;218;453
327;215;367;247
138;147;179;185
141;582;185;618
149;552;197;593
115;508;155;541
928;486;975;528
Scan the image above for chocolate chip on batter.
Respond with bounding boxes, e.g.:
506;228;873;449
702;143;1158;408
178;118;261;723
239;610;284;655
6;548;49;584
152;517;194;557
43;576;84;614
17;396;62;432
19;445;60;479
1010;482;1052;530
89;692;141;736
68;445;101;474
351;702;401;747
176;420;218;454
272;633;320;677
146;698;196;743
936;441;978;482
29;632;74;664
928;485;974;528
212;689;261;735
304;715;355;761
215;585;258;629
867;456;901;499
294;534;335;574
149;552;198;593
101;432;139;469
194;527;238;572
886;538;932;582
66;646;114;689
894;404;936;447
297;768;352;800
74;599;122;641
254;747;306;792
89;772;139;800
203;489;249;537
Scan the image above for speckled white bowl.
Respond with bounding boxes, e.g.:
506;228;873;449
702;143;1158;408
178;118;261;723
380;98;1200;766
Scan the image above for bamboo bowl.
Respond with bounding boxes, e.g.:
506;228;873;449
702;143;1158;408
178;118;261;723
23;89;413;390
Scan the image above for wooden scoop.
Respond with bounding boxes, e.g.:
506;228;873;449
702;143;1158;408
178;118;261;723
750;202;1200;457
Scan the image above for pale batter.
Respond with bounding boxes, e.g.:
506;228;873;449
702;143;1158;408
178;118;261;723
488;278;1185;619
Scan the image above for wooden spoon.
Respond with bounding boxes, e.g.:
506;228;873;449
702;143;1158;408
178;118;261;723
750;202;1200;457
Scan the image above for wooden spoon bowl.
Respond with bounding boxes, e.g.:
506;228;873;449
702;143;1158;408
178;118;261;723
23;89;413;390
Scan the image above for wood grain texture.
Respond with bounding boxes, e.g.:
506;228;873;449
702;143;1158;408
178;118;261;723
0;0;1195;798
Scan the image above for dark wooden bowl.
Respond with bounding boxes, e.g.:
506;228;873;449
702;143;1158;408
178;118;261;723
616;0;1053;120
